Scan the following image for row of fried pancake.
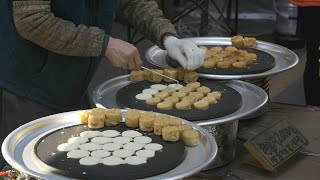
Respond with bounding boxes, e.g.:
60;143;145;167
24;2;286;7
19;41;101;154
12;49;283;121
146;82;222;111
130;67;198;84
231;35;256;47
125;109;198;146
199;46;257;69
80;108;122;129
79;108;198;146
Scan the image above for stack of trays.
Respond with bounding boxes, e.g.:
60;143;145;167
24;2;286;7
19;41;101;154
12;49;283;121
92;37;298;168
1;38;299;179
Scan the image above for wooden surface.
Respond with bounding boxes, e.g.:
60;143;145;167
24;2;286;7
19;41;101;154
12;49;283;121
188;103;320;180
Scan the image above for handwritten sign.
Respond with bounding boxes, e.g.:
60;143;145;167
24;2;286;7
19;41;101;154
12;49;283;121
244;119;309;171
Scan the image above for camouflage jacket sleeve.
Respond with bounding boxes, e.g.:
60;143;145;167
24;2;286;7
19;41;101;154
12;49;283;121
12;1;106;57
118;0;178;49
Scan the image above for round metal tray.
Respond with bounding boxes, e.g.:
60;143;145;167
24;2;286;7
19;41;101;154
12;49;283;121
91;75;268;126
2;110;217;180
145;37;299;80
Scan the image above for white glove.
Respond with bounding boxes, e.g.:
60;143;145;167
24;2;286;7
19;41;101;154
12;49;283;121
164;36;206;70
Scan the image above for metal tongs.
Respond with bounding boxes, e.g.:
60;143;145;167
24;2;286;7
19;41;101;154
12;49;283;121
141;66;179;85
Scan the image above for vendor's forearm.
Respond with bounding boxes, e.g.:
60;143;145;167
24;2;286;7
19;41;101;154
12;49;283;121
12;0;106;57
119;0;177;49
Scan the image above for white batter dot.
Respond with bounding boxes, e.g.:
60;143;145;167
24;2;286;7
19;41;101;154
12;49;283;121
123;142;144;151
121;130;142;138
79;143;102;151
150;84;167;90
142;89;158;95
102;130;120;137
80;131;102;138
91;150;111;158
67;150;90;159
102;156;124;166
102;143;123;151
112;137;132;144
136;150;155;158
113;149;134;158
91;137;113;144
125;156;147;165
79;157;100;166
135;93;152;100
57;143;80;152
134;136;152;144
144;143;163;151
68;137;89;144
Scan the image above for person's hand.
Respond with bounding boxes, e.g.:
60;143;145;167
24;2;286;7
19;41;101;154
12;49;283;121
105;37;142;70
164;36;205;70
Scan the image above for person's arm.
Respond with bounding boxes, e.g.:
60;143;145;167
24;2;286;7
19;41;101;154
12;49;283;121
118;0;205;70
12;0;107;57
12;0;142;69
118;0;177;49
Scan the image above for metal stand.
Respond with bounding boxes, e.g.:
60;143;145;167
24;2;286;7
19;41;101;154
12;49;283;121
245;77;270;95
127;0;240;45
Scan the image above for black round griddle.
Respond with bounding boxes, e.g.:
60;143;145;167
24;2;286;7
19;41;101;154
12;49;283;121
35;123;186;180
166;45;276;75
116;79;242;121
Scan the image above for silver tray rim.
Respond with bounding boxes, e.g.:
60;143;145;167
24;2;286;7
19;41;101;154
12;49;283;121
91;75;268;126
2;110;217;180
145;37;299;80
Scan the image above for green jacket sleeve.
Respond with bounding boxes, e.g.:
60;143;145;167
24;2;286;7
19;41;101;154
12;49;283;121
118;0;178;49
12;0;107;57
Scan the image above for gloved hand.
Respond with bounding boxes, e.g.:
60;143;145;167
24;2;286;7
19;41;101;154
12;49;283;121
164;36;205;70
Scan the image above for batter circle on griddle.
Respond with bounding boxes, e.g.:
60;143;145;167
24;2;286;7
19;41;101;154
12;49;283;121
35;123;186;180
116;79;242;121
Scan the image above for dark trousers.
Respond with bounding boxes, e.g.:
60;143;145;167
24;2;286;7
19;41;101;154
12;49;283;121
0;89;91;169
0;89;59;169
297;7;320;106
304;41;320;106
